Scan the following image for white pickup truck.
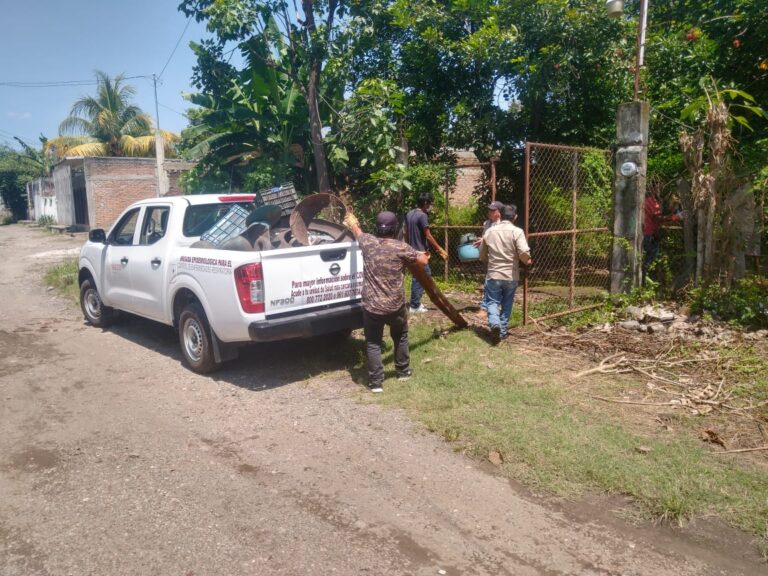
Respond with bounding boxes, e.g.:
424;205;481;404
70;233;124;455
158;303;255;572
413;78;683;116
78;193;363;373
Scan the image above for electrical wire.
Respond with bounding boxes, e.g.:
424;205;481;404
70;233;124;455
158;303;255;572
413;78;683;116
158;14;194;79
0;75;147;88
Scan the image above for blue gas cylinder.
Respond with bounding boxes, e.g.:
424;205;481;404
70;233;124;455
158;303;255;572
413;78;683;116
457;233;480;262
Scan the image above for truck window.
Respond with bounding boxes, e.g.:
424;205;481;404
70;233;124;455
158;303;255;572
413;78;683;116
140;206;171;245
110;208;141;246
183;202;255;237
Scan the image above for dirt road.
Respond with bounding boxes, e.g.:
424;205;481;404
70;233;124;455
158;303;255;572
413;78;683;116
0;224;763;575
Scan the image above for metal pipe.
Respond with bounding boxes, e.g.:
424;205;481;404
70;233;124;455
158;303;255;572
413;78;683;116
523;142;531;325
570;152;578;308
634;0;649;100
527;227;609;238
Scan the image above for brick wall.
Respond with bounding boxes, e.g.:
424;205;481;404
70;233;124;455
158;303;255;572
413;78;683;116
165;160;196;197
84;158;157;229
448;150;486;208
79;158;196;229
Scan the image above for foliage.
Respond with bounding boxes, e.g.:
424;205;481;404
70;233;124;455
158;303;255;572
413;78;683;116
0;144;40;220
36;215;56;227
45;71;178;159
179;0;348;192
0;210;14;225
345;0;519;158
178;40;307;194
678;77;766;285
689;276;768;328
495;0;632;148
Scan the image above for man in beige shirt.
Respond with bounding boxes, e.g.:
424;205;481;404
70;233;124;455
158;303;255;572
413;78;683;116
479;204;531;343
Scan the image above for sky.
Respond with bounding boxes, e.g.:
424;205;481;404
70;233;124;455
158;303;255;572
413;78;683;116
0;0;218;150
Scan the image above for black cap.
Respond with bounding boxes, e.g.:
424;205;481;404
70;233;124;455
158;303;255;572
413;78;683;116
375;211;398;234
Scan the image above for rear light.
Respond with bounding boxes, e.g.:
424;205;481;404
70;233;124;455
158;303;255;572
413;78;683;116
234;263;265;313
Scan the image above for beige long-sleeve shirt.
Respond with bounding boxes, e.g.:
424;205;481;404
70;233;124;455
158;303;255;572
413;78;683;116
479;221;530;281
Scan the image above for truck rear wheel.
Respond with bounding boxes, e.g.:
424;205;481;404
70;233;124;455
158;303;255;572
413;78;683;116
179;303;220;374
80;278;114;328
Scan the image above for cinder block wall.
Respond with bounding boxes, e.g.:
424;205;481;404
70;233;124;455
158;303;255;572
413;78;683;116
85;158;157;229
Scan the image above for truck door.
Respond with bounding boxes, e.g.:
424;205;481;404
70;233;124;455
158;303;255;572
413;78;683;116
130;204;172;321
103;207;141;310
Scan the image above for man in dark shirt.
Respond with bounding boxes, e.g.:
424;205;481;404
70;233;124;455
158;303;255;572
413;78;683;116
344;210;429;393
403;194;447;313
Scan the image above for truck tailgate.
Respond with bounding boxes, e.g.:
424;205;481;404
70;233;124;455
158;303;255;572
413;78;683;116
260;242;362;315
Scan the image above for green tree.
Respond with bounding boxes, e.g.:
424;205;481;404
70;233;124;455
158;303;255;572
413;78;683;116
180;0;349;193
0;145;41;220
178;37;310;194
46;71;178;159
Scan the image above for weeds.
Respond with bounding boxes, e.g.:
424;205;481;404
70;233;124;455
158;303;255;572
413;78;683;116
44;258;79;304
37;215;57;227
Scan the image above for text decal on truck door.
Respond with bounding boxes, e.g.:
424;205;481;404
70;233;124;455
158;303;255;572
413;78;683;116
178;255;233;275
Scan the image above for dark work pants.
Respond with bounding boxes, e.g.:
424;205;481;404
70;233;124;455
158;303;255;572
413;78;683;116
642;234;660;287
363;306;410;387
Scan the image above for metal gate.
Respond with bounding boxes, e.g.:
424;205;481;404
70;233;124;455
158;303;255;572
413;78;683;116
522;142;613;324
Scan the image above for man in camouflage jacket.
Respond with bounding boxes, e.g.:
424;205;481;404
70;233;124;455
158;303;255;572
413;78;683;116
344;211;429;392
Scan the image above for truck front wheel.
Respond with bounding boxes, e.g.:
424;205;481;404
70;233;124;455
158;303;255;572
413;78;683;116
80;278;114;328
179;303;220;374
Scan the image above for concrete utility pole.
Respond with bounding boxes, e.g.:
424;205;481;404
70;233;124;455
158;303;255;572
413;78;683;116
610;101;649;293
607;0;651;293
152;74;167;197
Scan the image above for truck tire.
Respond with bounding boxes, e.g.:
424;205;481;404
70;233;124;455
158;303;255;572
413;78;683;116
80;278;114;328
179;303;220;374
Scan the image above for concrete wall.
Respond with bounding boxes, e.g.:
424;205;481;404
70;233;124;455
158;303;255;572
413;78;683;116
53;163;75;227
27;178;57;221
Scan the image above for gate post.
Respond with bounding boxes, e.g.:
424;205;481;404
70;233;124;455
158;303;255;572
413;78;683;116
610;101;649;293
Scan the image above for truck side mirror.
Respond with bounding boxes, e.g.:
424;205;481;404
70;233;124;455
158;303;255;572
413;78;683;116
89;229;107;243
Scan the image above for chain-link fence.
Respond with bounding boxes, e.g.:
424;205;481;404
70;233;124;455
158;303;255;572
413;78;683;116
522;142;613;323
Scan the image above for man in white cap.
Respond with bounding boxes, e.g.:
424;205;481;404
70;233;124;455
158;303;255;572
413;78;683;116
479;204;531;344
475;200;505;319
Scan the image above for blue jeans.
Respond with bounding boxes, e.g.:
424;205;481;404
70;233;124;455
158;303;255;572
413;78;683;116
480;275;490;311
409;262;431;309
485;278;518;338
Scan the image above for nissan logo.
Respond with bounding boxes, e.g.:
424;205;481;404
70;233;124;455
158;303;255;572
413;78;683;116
329;263;341;276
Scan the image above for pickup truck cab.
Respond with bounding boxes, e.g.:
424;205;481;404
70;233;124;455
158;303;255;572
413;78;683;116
78;193;363;373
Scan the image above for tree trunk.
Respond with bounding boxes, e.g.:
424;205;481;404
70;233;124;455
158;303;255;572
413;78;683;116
306;64;330;194
696;205;706;285
676;178;696;284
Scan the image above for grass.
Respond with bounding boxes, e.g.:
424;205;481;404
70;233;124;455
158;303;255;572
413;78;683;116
368;321;768;543
44;258;79;305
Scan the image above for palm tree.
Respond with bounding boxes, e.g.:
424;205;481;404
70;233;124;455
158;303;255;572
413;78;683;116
46;71;179;159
